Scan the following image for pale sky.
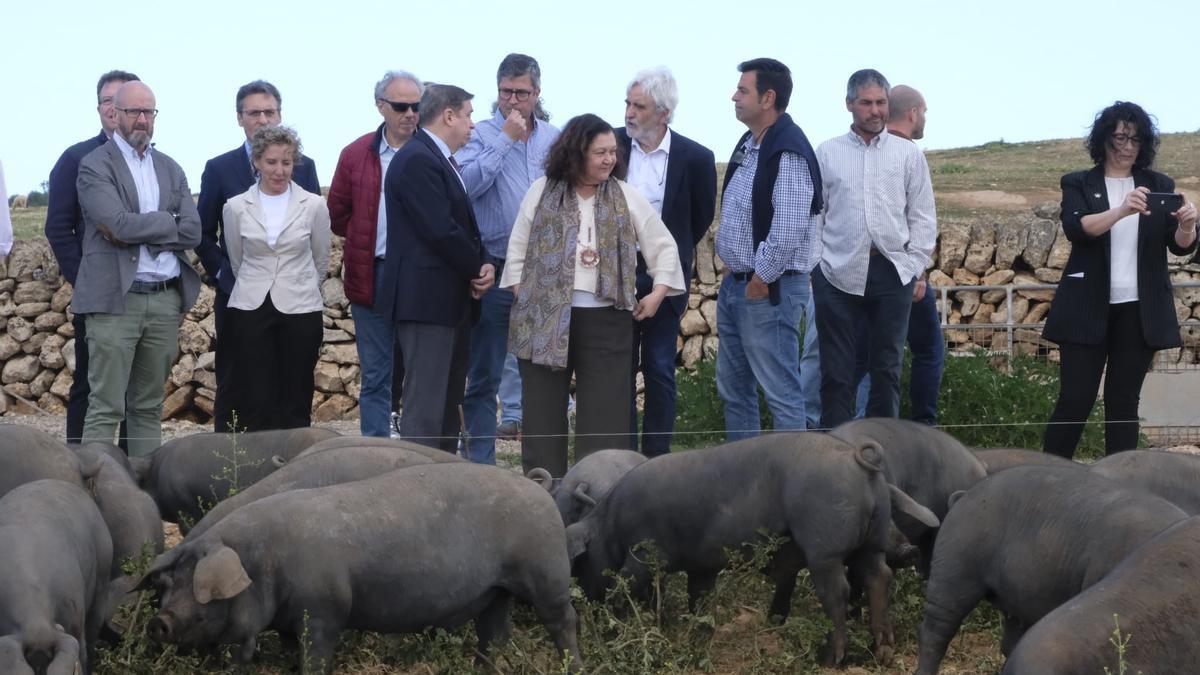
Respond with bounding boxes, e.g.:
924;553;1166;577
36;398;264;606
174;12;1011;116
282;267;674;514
3;0;1196;194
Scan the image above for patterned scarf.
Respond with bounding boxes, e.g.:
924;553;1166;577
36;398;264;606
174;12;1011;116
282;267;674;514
509;177;637;369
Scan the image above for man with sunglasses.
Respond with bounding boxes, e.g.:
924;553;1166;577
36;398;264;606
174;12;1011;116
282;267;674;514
45;69;139;445
73;81;202;456
328;71;424;437
196;80;321;432
454;53;560;463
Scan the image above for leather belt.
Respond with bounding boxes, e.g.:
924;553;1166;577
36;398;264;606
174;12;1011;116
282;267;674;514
128;277;180;294
730;270;802;282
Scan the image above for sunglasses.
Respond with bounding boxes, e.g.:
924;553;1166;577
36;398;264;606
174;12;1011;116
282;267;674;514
379;99;419;113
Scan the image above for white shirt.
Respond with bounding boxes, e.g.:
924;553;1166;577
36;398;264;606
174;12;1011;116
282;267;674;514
0;159;13;256
500;177;686;306
816;129;936;295
626;128;671;215
375;134;403;258
1105;176;1139;303
112;132;181;281
259;186;291;248
423;129;466;192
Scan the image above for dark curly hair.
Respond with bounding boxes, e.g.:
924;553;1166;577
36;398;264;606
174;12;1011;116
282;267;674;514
544;113;626;184
1086;101;1159;170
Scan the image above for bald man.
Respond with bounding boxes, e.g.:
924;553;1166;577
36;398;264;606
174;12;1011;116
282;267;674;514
884;85;942;423
73;81;203;455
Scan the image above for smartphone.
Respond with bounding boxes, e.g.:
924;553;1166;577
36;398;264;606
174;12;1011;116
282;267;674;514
1147;192;1183;213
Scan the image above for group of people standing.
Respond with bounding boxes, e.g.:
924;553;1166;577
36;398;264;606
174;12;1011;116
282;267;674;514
37;55;1198;468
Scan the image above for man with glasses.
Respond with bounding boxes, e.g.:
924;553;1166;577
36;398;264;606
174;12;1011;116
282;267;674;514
45;69;139;445
196;79;321;432
73;81;203;456
455;53;560;463
328;70;424;437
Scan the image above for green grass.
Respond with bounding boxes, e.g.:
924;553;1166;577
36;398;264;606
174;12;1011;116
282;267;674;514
8;206;45;240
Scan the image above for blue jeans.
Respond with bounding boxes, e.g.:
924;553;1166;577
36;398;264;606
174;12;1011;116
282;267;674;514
716;272;809;441
350;262;397;438
462;283;515;465
499;353;522;424
812;256;915;428
799;291;822;429
906;287;945;425
630;296;683;456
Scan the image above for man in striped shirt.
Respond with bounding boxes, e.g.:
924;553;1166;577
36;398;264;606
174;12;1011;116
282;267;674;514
812;69;937;428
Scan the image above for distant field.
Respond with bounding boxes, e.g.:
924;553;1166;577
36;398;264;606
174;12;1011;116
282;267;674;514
9;206;45;240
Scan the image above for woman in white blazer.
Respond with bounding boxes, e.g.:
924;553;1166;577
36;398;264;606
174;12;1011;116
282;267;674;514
218;125;331;431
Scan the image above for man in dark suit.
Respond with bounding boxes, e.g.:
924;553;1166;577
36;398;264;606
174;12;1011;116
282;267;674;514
616;67;717;456
196;80;321;432
44;69;139;444
379;84;494;452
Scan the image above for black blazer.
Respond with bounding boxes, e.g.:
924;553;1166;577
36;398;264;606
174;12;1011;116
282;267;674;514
616;127;717;313
196;144;320;294
44;131;107;285
1042;166;1198;348
378;130;483;327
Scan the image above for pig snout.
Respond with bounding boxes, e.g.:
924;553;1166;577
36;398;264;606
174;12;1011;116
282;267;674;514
148;611;176;642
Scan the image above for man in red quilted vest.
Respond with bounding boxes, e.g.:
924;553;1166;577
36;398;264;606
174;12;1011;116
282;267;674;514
328;70;424;437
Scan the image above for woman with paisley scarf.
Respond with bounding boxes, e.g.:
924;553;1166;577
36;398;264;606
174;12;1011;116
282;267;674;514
501;114;685;477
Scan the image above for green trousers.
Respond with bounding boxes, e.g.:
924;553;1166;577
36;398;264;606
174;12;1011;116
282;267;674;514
82;288;182;457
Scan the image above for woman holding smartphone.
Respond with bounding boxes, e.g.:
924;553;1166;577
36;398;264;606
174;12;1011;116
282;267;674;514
1042;101;1197;458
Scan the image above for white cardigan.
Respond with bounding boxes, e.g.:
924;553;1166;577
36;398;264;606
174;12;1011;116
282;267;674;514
221;182;331;314
500;177;686;299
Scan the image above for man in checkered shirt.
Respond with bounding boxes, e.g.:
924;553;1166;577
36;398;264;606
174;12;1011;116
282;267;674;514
812;69;937;428
714;58;823;440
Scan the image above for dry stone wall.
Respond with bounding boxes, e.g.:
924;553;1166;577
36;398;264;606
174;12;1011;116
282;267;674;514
2;201;1198;421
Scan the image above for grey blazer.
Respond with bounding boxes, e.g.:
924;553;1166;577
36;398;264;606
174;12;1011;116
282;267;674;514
71;140;202;315
222;182;331;314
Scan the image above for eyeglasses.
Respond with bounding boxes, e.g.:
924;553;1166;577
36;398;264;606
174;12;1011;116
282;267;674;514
116;107;158;120
240;108;280;119
378;99;419;113
498;88;533;102
1111;133;1143;147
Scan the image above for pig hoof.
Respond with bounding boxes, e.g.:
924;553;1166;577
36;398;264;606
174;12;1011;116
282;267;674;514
874;643;894;666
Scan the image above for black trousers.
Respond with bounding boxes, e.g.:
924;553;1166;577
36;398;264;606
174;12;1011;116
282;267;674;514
212;287;234;432
396;315;471;453
520;306;634;477
220;295;323;433
1044;301;1156;458
66;314;127;448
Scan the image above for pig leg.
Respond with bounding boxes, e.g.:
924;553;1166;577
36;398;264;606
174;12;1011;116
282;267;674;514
474;591;514;662
915;571;986;675
292;614;341;675
763;541;805;622
530;596;583;674
686;570;718;613
849;549;895;665
808;557;851;667
999;614;1025;656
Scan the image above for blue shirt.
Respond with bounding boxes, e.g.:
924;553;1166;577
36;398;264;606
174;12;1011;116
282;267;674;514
455;108;560;260
715;136;818;283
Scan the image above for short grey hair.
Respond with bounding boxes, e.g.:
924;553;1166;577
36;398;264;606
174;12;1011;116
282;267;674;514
628;67;678;124
846;69;890;103
418;84;473;127
249;124;302;163
374;70;424;102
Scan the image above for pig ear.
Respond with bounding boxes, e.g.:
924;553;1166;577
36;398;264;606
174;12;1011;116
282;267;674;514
889;484;939;529
132;545;185;593
565;521;593;562
193;545;251;604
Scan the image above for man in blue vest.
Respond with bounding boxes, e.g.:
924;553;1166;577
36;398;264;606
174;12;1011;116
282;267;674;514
714;58;822;440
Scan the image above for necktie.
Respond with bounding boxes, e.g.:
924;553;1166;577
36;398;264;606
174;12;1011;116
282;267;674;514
449;156;462;175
